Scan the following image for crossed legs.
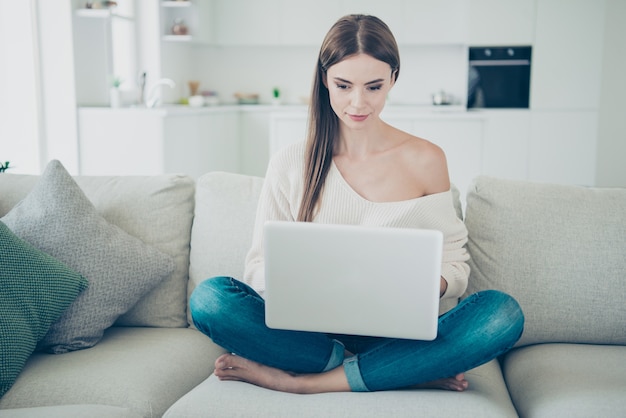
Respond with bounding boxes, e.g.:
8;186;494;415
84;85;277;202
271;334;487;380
190;277;523;393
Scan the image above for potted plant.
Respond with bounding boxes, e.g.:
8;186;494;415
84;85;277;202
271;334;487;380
0;161;10;173
272;87;281;105
109;75;123;108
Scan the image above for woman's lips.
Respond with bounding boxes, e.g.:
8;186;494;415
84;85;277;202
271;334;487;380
348;114;368;122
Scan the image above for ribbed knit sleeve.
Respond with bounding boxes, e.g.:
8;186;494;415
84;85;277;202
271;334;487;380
243;142;305;293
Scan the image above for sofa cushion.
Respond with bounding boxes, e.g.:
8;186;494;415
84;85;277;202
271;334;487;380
463;176;626;346
502;343;626;417
188;171;264;325
164;360;517;418
0;327;224;417
74;173;195;327
1;161;174;353
0;167;195;328
0;405;142;418
0;222;88;397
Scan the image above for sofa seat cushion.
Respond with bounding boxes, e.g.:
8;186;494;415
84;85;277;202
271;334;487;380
464;176;626;346
0;405;142;418
164;360;517;418
502;343;626;418
0;167;196;329
0;327;225;417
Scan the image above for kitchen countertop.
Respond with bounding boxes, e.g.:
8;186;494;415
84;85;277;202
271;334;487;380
78;103;484;117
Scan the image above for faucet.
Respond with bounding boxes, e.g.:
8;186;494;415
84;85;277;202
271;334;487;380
145;78;176;108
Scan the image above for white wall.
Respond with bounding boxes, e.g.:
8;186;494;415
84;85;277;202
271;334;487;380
0;0;41;174
37;0;80;174
596;0;626;187
0;0;79;175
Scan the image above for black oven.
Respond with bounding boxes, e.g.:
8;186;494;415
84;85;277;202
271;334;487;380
467;46;532;109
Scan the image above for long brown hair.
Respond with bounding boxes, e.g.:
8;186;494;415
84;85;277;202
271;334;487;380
297;15;400;222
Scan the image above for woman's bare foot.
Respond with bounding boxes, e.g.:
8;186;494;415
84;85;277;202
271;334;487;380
214;353;349;394
214;353;468;393
411;373;469;392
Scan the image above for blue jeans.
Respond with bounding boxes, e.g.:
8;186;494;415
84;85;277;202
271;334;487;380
190;276;524;392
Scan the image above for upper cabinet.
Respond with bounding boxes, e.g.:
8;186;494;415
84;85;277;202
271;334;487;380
468;0;536;46
280;1;344;46
214;0;469;46
340;0;469;45
530;0;605;110
160;0;213;44
214;0;281;45
400;0;469;45
215;0;341;46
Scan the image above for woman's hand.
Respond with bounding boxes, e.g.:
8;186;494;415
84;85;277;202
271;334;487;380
440;277;448;298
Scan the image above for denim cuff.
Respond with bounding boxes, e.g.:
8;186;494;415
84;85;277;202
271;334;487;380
322;339;345;372
343;355;369;392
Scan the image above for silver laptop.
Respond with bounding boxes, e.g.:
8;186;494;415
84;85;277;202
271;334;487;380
263;221;443;340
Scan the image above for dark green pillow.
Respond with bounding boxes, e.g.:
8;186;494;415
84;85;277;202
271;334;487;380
0;221;88;398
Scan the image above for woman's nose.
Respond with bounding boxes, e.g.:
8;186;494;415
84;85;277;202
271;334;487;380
351;89;364;108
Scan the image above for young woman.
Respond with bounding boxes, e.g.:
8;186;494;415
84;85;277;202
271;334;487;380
190;14;524;394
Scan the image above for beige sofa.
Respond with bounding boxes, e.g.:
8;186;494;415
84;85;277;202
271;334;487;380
0;165;624;418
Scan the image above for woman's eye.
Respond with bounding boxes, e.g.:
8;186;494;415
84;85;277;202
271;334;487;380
335;84;349;90
368;85;383;91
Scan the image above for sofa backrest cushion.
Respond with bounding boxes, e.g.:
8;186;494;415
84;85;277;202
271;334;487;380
463;176;626;347
0;170;195;328
188;171;264;326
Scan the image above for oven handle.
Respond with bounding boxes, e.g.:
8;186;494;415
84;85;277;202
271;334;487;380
470;60;530;66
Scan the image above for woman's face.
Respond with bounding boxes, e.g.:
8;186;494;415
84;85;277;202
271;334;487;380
325;53;396;129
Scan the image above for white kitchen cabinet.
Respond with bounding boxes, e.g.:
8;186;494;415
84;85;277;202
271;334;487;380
269;112;307;157
528;110;598;186
214;0;281;45
401;0;469;45
468;0;536;46
213;0;468;46
280;1;343;45
480;110;531;180
530;0;605;110
240;108;276;177
341;0;468;45
78;107;239;178
162;110;240;178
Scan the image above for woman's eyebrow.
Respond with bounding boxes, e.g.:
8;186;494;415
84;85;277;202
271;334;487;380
333;77;385;85
333;77;352;84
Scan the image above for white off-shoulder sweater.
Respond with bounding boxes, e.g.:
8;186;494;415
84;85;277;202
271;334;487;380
244;141;470;306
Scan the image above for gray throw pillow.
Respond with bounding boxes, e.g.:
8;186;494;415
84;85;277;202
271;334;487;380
1;160;175;353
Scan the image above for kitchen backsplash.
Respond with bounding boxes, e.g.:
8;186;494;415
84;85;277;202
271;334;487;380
161;44;468;107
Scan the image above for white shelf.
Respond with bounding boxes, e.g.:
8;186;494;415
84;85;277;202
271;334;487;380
75;8;133;20
162;1;192;7
75;8;114;18
162;35;193;42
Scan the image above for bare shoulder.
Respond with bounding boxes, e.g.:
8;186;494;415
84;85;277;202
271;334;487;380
398;132;451;195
